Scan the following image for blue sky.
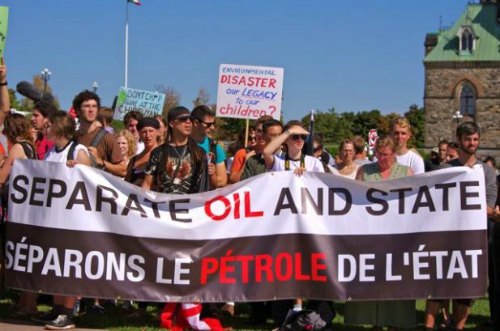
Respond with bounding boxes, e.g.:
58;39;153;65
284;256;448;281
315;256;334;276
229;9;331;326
2;0;469;121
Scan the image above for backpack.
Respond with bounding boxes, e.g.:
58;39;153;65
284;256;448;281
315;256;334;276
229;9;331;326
87;128;108;167
280;310;328;331
207;137;218;163
19;141;37;161
66;141;78;161
1;141;38;221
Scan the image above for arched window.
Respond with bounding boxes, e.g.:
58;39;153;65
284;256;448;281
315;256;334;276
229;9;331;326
461;32;470;51
460;83;476;117
457;26;476;54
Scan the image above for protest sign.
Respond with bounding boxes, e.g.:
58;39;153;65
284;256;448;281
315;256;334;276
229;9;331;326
216;64;284;120
114;87;165;121
0;7;9;59
5;161;487;302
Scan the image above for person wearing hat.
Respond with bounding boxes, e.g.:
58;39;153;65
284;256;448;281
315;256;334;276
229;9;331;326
125;117;161;186
142;106;208;194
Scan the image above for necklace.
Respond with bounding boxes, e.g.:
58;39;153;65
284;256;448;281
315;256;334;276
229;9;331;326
171;144;188;160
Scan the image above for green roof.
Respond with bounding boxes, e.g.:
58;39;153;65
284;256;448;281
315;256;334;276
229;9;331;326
424;4;500;62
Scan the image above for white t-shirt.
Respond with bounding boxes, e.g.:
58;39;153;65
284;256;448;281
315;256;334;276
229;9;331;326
271;155;325;172
45;142;89;163
330;164;360;179
396;149;425;175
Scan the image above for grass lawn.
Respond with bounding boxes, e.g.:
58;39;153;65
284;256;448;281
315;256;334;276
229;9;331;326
0;290;495;330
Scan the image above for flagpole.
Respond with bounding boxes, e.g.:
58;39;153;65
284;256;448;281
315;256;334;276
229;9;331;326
124;1;129;88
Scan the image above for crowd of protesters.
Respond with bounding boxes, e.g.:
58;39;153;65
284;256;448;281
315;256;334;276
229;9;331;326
0;58;499;331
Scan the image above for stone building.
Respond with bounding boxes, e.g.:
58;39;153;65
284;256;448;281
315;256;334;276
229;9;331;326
424;0;500;159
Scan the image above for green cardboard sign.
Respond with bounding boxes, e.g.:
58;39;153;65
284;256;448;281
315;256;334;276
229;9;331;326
0;7;8;59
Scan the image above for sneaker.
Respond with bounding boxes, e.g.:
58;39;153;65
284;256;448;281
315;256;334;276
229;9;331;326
31;310;60;324
44;314;75;330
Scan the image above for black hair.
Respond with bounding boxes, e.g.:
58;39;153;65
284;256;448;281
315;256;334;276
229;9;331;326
456;121;481;139
33;100;58;118
191;105;215;121
262;119;283;135
72;90;101;113
123;110;144;126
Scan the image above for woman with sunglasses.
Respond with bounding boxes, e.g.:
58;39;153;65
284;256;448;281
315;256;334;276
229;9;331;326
262;120;325;323
263;120;324;174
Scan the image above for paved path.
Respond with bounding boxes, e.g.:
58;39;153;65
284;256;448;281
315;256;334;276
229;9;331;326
0;320;107;330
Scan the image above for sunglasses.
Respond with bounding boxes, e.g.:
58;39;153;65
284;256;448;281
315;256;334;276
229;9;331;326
176;116;192;123
195;118;216;128
291;134;308;141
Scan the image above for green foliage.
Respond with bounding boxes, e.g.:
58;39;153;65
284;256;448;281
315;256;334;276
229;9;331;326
111;119;125;133
405;104;425;148
8;88;19;110
216;117;247;140
299;105;426;149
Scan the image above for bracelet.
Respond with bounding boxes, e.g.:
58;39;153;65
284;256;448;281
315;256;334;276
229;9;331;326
0;81;7;86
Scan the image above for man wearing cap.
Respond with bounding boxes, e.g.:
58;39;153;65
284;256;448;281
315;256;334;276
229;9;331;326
190;105;227;189
72;90;125;176
142;106;208;194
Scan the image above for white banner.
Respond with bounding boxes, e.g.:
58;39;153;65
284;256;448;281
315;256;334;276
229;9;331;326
5;160;489;301
9;160;487;238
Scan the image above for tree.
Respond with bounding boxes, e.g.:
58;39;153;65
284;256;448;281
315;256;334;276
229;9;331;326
301;108;353;144
32;75;60;109
350;110;383;137
155;85;180;118
404;104;425;148
192;87;210;107
8;88;19;110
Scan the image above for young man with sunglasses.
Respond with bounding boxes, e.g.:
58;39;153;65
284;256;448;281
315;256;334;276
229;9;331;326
190;105;227;189
263;120;324;174
142;106;208;194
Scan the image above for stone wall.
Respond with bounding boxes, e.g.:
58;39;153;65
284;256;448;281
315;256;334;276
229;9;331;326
424;63;500;160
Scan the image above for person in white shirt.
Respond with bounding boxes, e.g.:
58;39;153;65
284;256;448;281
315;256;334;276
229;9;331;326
391;117;425;175
263;120;324;175
40;111;91;330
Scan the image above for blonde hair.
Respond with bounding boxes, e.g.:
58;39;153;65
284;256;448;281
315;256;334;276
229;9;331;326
375;135;396;152
391;117;411;131
115;129;137;157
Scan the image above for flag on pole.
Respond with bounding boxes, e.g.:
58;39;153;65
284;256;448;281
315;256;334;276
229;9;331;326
127;0;141;5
